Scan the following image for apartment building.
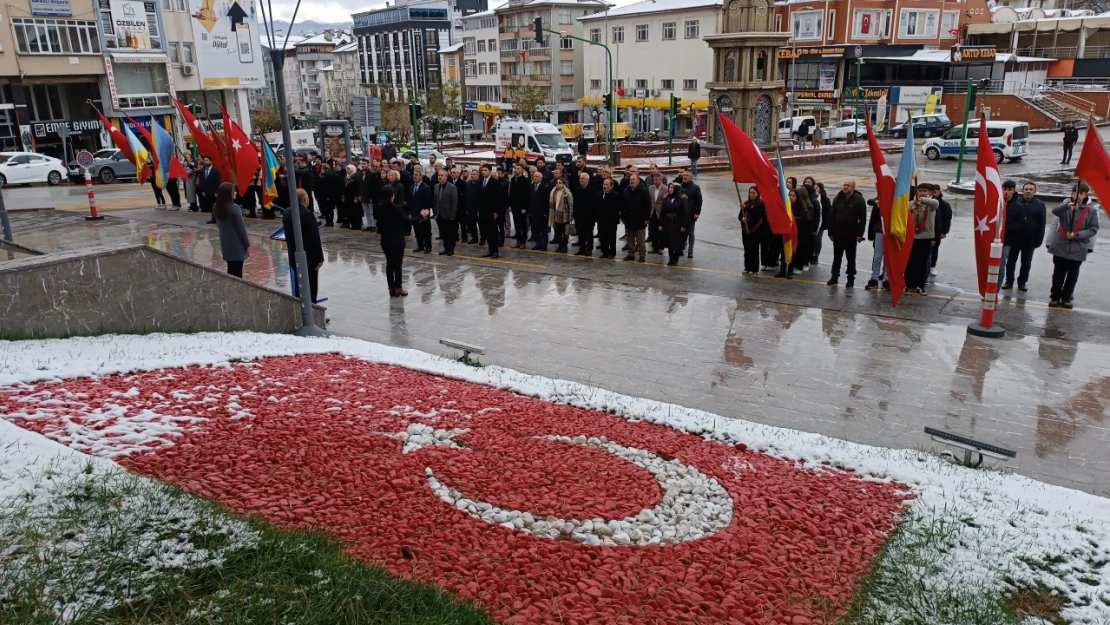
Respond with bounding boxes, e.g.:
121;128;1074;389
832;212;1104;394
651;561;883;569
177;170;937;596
461;8;503;130
579;0;720;136
321;41;361;119
293;31;353;119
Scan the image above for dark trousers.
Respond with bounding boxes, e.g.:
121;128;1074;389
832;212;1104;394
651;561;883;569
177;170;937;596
648;214;661;250
598;222;618;257
553;222;567;249
166;179;181;207
413;220;433;251
1051;256;1082;301
513;211;528;244
437;217;457;252
931;237;942;267
151;182;165;205
465;213;480;242
200;197;214;213
226;260;243;278
790;227;813;271
320;199;335;226
292;265;320;303
1063;144;1074;163
383;246;404;290
905;239;933;288
347;203;362;230
742;232;760;272
668;250;682;264
531;215;549;250
830;237;858;279
576;219;595;253
479;219;499;255
761;237;780;267
1004;242;1037;286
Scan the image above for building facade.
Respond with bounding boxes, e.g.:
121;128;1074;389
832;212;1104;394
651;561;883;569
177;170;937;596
579;0;721;137
292;31;353;120
321;41;361;120
461;9;502;130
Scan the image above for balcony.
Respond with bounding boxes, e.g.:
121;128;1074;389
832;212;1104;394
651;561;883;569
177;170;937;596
523;47;551;57
1015;45;1109;60
500;49;520;58
499;23;518;33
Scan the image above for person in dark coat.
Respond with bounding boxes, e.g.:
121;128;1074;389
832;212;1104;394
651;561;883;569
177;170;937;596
647;173;668;254
535;157;554;185
578;136;590;157
930;183;952;276
293;156;316;213
658;182;692;266
1061;121;1079;165
213;182;250;277
1047;182;1099;308
375;184;411;297
572;171;597;256
197;156;221;222
574;155;595;182
381;140;397;163
740;186;766;274
477;164;502;258
283;188;324;303
433;168;458;256
508;164;531;249
865;198;887;290
826;180;868;287
343;165;362;230
319;160;343;227
406;164;434;253
621;175;651;262
528;170;552;250
687;138;701;176
596;177;623;259
359;159;382;231
680;171;702;259
1001;181;1047;292
812;180;831;263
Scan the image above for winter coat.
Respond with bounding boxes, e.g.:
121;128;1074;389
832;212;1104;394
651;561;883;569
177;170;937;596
621;184;652;230
1063;127;1079;147
659;193;691;250
215;202;250;263
828;189;867;240
740;198;769;237
911;196;939;240
818;191;831;232
359;169;382;205
571;182;598;224
1005;195;1047;247
1047;199;1100;262
433;181;458;220
934;197;953;240
465;179;482;217
578;138;590;156
549;186;574;224
528;179;552;223
406;180;433;220
682;180;703;217
509;175;531;215
375;198;411;250
687;140;701;161
867;200;883;241
597;189;623;226
478;176;503;221
381;145;397;162
282;204;323;266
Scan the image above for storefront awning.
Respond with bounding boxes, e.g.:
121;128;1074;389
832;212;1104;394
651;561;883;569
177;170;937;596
577;97;710;111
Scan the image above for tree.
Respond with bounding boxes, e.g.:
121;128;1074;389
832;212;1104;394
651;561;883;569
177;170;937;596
508;85;549;121
420;85;461;143
252;106;282;135
382;102;412;144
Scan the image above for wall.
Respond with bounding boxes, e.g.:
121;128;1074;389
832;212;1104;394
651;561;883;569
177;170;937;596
941;93;1058;129
777;0;992;48
0;0;106;77
0;244;325;339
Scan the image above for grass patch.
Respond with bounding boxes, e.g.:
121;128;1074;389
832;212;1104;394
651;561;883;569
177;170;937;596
1;462;493;625
1009;588;1067;625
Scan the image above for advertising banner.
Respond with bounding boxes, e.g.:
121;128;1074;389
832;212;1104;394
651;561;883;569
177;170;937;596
108;0;152;50
30;0;72;17
189;0;263;89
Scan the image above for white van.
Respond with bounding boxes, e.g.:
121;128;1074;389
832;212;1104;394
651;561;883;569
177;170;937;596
921;121;1030;163
496;119;575;165
266;129;317;154
778;116;816;141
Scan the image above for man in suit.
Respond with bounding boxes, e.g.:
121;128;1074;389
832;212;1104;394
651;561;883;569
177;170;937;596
508;163;531;249
406;164;434;253
283;189;325;303
464;169;482;247
198;156;221;224
681;170;702;259
621;174;651;262
433;168;458;256
478;164;502;258
528;170;552;251
572;171;597;256
358;158;381;232
597;177;623;259
647;172;668;254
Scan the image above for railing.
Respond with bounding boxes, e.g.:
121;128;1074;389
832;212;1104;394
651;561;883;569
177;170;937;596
499;24;518;33
1044;77;1110;91
1015;45;1110;59
500;49;519;58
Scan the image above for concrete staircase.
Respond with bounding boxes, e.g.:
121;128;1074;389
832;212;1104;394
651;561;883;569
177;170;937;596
1019;85;1106;128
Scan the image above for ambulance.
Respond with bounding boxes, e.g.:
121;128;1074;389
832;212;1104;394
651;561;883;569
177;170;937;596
495;119;575;165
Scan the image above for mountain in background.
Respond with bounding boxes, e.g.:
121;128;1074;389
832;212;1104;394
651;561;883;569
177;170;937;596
265;19;353;38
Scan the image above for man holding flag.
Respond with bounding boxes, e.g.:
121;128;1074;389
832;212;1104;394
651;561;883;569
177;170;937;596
260;140;282;220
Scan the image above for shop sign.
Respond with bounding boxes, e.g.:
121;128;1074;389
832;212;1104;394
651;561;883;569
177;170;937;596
891;86;942;105
108;0;152;50
951;45;996;64
189;0;263;89
842;87;890;102
779;46;845;60
30;0;72;17
793;90;838;102
464;101;478;111
33;120;103;138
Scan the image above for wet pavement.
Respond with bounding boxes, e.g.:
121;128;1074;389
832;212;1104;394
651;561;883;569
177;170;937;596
5;207;1109;496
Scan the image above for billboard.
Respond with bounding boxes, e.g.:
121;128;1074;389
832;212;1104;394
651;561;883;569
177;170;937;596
108;0;152;50
189;0;263;89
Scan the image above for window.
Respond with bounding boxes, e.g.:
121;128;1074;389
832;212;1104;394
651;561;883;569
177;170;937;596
160;0;170;10
489;38;497;50
827;10;836;39
183;42;194;63
941;11;959;37
500;37;517;51
465;59;477;77
464;37;476;55
682;79;697;90
168;41;180;63
560;60;574;75
661;79;674;89
774;14;782;31
112;62;171;109
506;62;518;75
478;63;486;75
634;79;648;89
615;79;624;88
559;9;572;24
853;9;884;38
477;39;486;52
612;26;624;43
899;9;938;38
662;22;676;40
560;36;573;49
589;28;601;43
537;61;551;75
590;79;601;89
792;10;823;41
636;24;648;41
685;20;700;39
11;18;101;54
523;61;533;75
560;85;574;100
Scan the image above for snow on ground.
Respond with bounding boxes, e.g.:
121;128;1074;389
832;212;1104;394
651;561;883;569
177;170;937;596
1;332;1109;623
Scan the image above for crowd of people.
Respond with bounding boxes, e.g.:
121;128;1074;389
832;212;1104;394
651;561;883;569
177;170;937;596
199;146;1099;309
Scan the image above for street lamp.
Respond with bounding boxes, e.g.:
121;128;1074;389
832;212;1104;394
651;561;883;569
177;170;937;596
259;0;327;338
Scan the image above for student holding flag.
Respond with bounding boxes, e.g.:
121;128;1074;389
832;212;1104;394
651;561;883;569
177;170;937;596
260;140;282;220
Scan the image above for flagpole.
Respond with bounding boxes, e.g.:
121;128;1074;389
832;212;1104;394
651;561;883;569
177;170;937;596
716;114;747;207
968;115;1005;339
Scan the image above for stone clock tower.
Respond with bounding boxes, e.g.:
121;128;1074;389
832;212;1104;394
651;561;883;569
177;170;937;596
704;0;791;147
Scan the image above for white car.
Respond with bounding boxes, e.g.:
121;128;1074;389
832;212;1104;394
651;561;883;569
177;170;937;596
0;151;67;187
822;119;870;142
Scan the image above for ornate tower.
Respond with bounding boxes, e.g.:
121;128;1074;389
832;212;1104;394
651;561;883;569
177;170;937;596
704;0;790;147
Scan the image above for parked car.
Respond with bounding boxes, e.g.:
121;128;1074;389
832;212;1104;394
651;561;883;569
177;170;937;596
890;114;953;138
778;116;817;141
399;148;448;169
66;148;137;184
0;151;67;187
822;119;870;142
922;121;1030;163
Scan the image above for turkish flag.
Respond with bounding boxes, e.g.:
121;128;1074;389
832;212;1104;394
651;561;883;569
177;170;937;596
91;106;134;164
865;118;911;306
973;115;1004;298
717;112;795;248
222;106;259;198
173;97;220;166
1074;120;1110;216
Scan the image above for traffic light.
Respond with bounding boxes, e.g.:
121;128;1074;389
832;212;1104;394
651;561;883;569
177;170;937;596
533;17;544;44
603;92;612;111
411;102;423;120
670;94;682;116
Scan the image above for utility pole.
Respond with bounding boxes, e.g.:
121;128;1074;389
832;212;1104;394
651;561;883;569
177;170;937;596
541;24;613;163
668;94;681;165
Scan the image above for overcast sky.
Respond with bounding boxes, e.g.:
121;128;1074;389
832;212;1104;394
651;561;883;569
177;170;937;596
262;0;640;26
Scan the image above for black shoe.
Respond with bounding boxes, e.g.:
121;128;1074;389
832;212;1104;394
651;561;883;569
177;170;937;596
482;251;495;258
638;257;645;262
623;254;636;261
1001;282;1013;290
446;251;454;256
479;238;486;245
827;278;838;286
1062;299;1074;309
412;247;423;253
574;250;586;256
865;279;878;290
774;270;786;278
846;278;855;288
1018;283;1028;292
206;219;216;224
687;252;693;259
916;287;928;296
556;246;568;253
424;249;431;254
882;281;890;291
363;227;373;232
439;250;449;255
1049;298;1062;307
667;259;678;266
469;238;480;244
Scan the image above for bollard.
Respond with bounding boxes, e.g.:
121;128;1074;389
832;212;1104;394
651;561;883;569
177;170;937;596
84;168;103;221
968;240;1005;338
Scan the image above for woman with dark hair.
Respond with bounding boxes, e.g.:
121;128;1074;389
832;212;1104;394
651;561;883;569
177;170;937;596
344;164;362;230
795;185;818;272
813;181;831;263
212;181;250;278
740;186;766;275
658;182;691;266
375;184;418;297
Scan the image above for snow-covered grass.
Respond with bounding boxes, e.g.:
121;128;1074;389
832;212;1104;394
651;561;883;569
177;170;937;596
1;332;1109;625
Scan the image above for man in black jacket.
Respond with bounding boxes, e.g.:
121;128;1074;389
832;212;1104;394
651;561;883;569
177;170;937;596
578;136;589;156
865;198;887;290
358;158;382;232
687;138;701;175
528;170;552;251
572;171;597;256
535;157;554;185
381;139;397;163
197;156;221;223
681;171;702;259
406;164;434;253
508;164;531;249
1061;121;1079;165
283;189;325;303
930;184;952;277
597;178;623;259
826;180;868;288
294;155;316;213
1001;181;1047;292
621;174;651;262
477;164;502;258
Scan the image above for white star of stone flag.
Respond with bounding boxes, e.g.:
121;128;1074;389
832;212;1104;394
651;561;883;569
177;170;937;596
975;216;990;235
231;138;241;151
192;118;201;129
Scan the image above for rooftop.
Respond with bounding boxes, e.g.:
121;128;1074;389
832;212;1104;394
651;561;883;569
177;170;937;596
440;42;466;53
580;0;718;20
